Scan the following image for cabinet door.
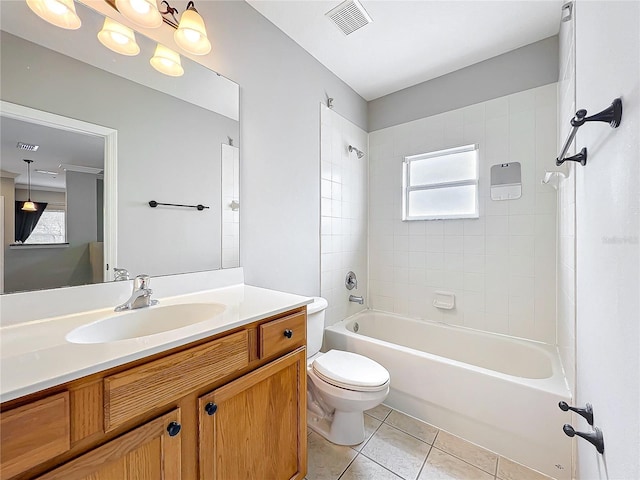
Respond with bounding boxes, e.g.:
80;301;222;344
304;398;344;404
199;348;307;480
37;409;182;480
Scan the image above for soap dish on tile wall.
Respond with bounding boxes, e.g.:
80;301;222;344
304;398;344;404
433;291;455;310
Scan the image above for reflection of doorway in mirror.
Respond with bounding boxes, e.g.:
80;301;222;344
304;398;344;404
0;101;117;293
221;144;240;268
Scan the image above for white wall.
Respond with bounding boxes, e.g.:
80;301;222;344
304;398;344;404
557;7;577;396
572;2;639;479
369;36;559;131
320;105;368;325
369;84;558;343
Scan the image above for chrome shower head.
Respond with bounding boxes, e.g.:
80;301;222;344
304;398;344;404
348;145;365;158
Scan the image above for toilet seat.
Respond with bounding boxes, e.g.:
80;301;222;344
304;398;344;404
312;350;389;392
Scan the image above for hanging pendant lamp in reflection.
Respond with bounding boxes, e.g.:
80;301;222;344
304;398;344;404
97;18;140;56
150;44;184;76
115;0;162;28
21;160;37;212
174;1;211;55
26;0;81;29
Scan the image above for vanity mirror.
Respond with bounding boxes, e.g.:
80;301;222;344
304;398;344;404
0;0;240;294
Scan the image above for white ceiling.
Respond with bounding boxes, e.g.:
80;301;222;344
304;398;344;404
1;117;104;190
246;0;562;101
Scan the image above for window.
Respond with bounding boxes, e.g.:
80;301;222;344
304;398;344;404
402;144;479;221
25;209;66;244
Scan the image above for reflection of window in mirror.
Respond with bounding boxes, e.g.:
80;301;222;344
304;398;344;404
24;208;66;244
14;187;67;245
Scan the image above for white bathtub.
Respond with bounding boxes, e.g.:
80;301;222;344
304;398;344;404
324;310;572;480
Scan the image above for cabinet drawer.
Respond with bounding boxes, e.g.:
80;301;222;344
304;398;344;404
259;311;306;359
1;392;70;479
104;330;248;431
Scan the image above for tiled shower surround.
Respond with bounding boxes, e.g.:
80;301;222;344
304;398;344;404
368;84;559;343
320;105;369;326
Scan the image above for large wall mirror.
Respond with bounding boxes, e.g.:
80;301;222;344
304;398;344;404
0;0;240;294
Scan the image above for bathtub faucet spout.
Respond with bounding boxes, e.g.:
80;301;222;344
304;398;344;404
349;295;364;305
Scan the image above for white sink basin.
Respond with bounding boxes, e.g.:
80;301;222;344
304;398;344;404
66;303;226;344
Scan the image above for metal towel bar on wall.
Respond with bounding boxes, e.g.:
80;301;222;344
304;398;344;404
148;200;210;211
556;98;623;166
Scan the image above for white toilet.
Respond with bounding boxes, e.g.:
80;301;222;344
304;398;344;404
306;297;390;445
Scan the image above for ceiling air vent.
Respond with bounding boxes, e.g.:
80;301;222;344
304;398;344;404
326;0;372;36
17;142;39;152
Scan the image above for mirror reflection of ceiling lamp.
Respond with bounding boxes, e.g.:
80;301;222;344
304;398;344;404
21;159;38;212
97;17;140;56
25;0;81;29
150;44;184;76
115;0;162;28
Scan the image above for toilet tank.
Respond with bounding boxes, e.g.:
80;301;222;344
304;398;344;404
306;297;328;358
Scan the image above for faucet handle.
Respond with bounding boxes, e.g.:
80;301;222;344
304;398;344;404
134;274;151;290
113;268;130;281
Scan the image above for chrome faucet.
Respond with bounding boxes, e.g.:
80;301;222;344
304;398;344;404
349;295;364;305
115;274;159;312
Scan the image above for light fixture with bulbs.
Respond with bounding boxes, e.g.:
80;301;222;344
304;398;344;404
97;17;140;55
115;0;162;28
173;1;211;55
26;0;82;29
150;44;184;76
113;0;212;55
21;159;38;212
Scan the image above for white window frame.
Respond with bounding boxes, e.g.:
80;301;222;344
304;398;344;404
402;144;479;221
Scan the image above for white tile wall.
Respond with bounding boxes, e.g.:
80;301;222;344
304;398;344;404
557;10;577;394
320;105;369;326
369;85;558;343
221;144;240;268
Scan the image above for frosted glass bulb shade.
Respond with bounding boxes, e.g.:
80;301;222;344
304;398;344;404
21;201;37;212
26;0;81;30
98;18;140;56
115;0;162;28
174;8;211;55
150;44;184;77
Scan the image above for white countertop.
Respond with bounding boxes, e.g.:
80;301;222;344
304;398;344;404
0;284;311;403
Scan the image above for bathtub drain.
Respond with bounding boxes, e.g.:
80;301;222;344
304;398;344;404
353;322;359;332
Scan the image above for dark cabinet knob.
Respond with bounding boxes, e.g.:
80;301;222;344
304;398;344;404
167;421;181;437
284;329;293;339
205;402;218;416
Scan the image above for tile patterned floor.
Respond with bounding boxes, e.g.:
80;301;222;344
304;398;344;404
306;404;555;480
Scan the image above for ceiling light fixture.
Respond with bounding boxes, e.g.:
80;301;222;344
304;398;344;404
97;17;140;56
26;0;82;29
21;159;37;212
115;0;162;28
150;44;184;76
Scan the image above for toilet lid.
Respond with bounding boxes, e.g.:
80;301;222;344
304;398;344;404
312;350;390;391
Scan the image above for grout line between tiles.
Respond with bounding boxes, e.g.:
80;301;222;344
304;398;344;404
431;445;498;477
414;444;433;480
355;451;412;480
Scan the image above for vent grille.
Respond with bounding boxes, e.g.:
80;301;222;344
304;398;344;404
17;142;39;151
326;0;372;36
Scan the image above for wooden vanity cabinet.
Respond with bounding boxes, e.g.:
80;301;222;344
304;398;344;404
199;348;307;480
0;307;307;480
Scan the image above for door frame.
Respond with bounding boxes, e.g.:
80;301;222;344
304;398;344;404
1;100;117;281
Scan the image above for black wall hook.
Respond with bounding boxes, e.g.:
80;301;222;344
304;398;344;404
571;98;623;128
563;424;604;454
559;401;594;425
